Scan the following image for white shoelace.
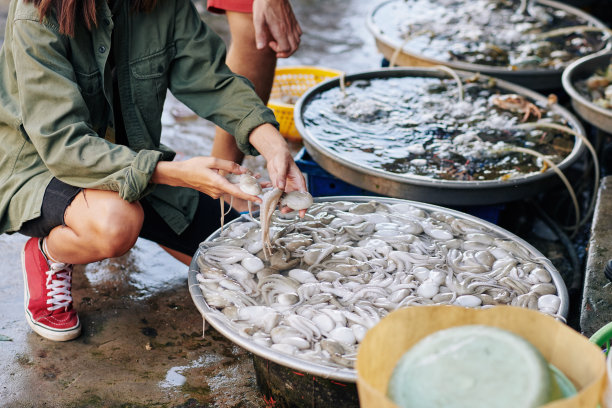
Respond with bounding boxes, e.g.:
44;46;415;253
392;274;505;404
45;262;73;312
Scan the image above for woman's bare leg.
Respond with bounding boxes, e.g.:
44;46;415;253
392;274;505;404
44;189;144;264
211;10;277;164
211;11;277;213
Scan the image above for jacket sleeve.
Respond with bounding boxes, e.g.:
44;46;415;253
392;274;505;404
167;0;279;156
12;17;162;202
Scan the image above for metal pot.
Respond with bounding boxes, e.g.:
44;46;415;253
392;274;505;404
294;68;586;206
188;196;570;386
562;50;612;133
367;0;610;90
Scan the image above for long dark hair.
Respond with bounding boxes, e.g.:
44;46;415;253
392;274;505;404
24;0;158;37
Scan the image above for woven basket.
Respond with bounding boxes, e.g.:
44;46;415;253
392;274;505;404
357;305;606;408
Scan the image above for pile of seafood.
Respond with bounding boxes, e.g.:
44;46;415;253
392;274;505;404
371;0;608;70
195;199;563;369
302;75;576;181
575;59;612;110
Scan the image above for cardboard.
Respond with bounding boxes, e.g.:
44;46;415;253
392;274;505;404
356;305;606;408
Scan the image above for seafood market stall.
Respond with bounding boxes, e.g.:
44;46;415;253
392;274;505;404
560;50;612;339
192;2;612;405
189;197;569;406
294;68;588;207
562;50;612;133
366;0;611;90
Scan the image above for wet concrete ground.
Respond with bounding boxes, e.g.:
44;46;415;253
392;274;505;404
1;0;611;407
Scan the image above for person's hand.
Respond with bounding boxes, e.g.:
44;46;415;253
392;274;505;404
267;153;308;217
265;150;305;192
151;157;263;204
248;123;308;216
252;0;302;58
249;124;306;191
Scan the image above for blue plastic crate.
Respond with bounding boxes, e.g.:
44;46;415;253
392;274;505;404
295;148;376;197
294;148;504;224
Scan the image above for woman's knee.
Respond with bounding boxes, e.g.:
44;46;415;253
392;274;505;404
66;189;144;257
97;202;143;257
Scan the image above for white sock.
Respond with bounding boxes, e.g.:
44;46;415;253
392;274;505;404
41;237;62;264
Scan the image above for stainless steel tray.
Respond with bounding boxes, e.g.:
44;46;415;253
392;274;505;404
188;196;570;383
367;0;610;90
294;68;586;206
562;50;612;134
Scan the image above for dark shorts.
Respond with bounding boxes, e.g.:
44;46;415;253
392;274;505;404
19;178;82;239
18;178;239;256
207;0;253;14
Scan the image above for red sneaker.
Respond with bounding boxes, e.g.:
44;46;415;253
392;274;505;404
22;237;81;341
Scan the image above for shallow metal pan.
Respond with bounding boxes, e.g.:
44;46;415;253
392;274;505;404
562;50;612;134
188;196;570;383
367;0;610;90
294;68;586;206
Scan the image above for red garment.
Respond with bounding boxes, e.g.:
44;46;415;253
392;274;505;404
207;0;253;14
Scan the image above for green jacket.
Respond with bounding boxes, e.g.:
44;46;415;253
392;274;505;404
0;0;278;235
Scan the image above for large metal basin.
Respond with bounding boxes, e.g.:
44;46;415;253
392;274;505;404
562;50;612;133
294;68;586;206
188;196;570;384
367;0;610;90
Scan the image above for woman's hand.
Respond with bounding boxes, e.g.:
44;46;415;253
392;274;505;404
151;157;263;204
248;123;307;193
249;123;308;216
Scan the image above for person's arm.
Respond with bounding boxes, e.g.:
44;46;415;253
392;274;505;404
169;0;306;195
249;123;306;192
151;123;305;201
12;16;160;202
150;157;262;203
252;0;302;58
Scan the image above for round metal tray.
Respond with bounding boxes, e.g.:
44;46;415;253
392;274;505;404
562;50;612;134
367;0;610;90
188;196;570;383
294;68;586;206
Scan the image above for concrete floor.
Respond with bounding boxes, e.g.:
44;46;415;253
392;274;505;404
1;235;263;407
1;0;611;406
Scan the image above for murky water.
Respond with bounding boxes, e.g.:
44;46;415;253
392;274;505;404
302;75;575;180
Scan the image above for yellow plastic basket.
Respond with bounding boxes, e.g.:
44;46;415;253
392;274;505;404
268;66;343;142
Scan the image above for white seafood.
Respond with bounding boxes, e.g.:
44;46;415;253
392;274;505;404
197;200;563;370
220;171;262;230
281;191;314;211
241;256;265;273
260;188;284;259
239;174;263;221
537;294;561;315
239;174;263;196
288;268;318;283
454;294;483;307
